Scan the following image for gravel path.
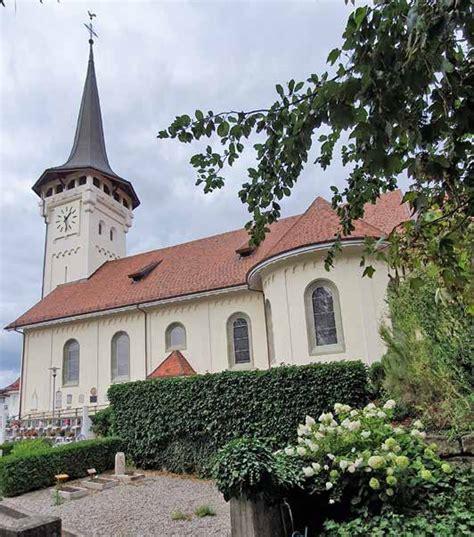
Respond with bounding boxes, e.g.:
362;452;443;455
2;472;230;536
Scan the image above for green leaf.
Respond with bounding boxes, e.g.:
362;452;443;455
217;121;230;137
327;48;341;66
276;84;285;98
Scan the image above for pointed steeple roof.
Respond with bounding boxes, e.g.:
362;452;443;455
33;40;140;208
147;351;196;378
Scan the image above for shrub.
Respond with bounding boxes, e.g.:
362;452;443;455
194;505;216;518
91;406;115;437
0;438;122;497
0;443;14;456
282;400;451;514
380;275;473;432
213;437;301;501
11;438;52;457
322;470;474;536
109;361;369;474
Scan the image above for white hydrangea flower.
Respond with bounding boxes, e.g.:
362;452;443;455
350;409;359;417
413;420;424;430
324;465;329;470
365;403;376;411
377;410;387;419
354;458;363;467
296;446;307;456
339;460;349;471
303;466;315;477
305;440;319;452
348;420;361;432
393;427;404;435
327;453;335;460
325;482;333;490
348;464;356;473
329;499;335;504
312;462;321;473
315;432;325;440
297;424;310;436
284;447;295;456
305;415;316;426
341;418;351;429
361;431;371;439
410;429;426;439
383;399;396;410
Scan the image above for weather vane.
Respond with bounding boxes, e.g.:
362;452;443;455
84;11;98;43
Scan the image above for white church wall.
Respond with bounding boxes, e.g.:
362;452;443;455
261;247;389;366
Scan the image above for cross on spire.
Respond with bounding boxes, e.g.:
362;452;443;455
84;11;98;44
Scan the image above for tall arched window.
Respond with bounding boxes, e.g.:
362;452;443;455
165;322;186;351
305;280;345;355
111;331;130;382
63;339;80;386
98;221;104;235
110;227;115;241
227;313;253;368
265;299;276;364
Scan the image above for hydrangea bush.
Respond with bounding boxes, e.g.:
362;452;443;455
282;400;452;512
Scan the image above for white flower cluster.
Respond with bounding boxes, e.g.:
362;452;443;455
282;399;448;503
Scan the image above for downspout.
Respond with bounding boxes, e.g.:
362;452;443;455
247;278;272;369
14;328;25;420
40;196;48;299
136;305;148;378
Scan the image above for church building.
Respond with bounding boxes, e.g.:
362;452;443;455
7;39;409;420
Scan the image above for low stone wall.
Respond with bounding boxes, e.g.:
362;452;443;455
426;432;474;468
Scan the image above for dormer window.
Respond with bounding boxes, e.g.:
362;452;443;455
235;243;255;257
46;188;53;197
104;185;110;195
123;199;129;209
93;177;101;188
56;184;63;194
128;261;161;283
79;176;87;186
113;192;120;203
67;180;75;190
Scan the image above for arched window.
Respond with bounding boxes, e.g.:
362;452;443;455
265;299;276;364
78;176;87;186
55;184;63;194
227;313;253;368
63;339;80;386
110;227;115;241
55;390;62;409
103;184;110;195
98;221;104;235
305;280;345;355
111;331;130;382
67;179;75;190
31;391;38;411
165;322;186;351
93;177;101;188
45;188;53;197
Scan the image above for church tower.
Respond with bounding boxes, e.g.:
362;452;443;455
32;37;140;297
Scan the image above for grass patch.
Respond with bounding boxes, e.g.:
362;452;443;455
194;504;216;518
171;510;192;521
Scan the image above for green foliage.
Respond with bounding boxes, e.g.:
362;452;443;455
109;362;368;475
0;438;122;497
283;401;451;514
193;504;216;518
322;470;474;536
91;406;115;437
158;0;473;300
10;438;52;457
381;274;473;432
213;437;302;501
367;362;385;400
0;443;14;456
171;510;191;521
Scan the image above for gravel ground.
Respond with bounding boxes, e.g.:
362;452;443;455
2;472;230;536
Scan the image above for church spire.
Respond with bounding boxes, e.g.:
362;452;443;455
61;40;115;176
33;28;140;209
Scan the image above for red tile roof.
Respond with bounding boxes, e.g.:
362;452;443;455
7;191;408;329
147;350;196;378
0;377;20;394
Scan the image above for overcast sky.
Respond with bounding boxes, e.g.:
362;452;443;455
0;0;367;387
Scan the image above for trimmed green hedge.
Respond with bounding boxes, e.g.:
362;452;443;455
109;361;368;474
0;438;122;497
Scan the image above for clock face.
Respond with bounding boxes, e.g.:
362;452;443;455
55;205;79;234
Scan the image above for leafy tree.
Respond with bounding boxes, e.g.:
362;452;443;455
159;0;473;303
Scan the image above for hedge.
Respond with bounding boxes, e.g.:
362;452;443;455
109;361;368;474
0;437;123;497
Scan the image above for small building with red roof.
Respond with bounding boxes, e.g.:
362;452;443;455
0;377;20;419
